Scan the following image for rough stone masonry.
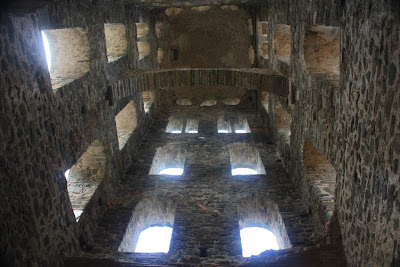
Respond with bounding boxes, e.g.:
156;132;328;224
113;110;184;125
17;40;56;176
0;0;399;266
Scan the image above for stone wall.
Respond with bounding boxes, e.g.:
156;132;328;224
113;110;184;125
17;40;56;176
0;0;158;265
68;104;343;265
257;0;400;266
1;0;399;266
155;6;254;68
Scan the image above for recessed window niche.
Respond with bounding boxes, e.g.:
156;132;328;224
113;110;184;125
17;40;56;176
257;21;268;59
218;116;250;134
41;27;90;89
273;24;291;60
261;91;269;112
240;227;279;257
104;23;127;63
304;25;340;76
238;197;291;257
303;140;336;220
274;100;292;144
115;101;137;150
166;114;185;134
66;140;106;221
157;48;164;64
229;143;265;175
136;23;149;39
119;195;177;253
136;226;173;253
138;42;150;60
234;116;251;134
136;23;150;60
142;90;155;113
185;118;198;134
217;116;232;133
165;115;198;134
149;144;186;176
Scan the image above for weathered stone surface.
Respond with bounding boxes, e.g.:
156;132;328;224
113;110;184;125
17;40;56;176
1;0;399;266
258;0;400;266
67;104;341;265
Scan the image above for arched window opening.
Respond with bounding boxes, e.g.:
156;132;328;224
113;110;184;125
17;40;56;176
142;90;155;113
119;194;178;253
274;100;292;144
304;25;340;77
303;140;336;223
240;227;279;257
135;226;173;253
115;101;137;150
257;21;268;59
41;27;90;89
41;31;51;71
66;140;106;221
238;197;291;256
229;143;265;175
149;144;186;176
104;23;127;63
273;24;291;61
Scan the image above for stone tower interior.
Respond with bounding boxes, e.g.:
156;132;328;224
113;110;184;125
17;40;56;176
0;0;399;266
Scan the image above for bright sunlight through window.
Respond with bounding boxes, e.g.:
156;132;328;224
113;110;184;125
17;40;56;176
240;227;279;257
65;169;71;180
41;31;51;72
73;209;83;222
159;168;184;175
135;226;173;253
232;168;258;176
235;130;248;134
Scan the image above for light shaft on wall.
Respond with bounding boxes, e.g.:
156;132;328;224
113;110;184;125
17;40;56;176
41;31;51;72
